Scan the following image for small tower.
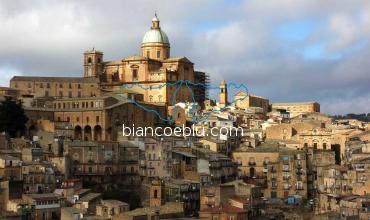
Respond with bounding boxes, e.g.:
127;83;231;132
149;179;165;207
219;80;228;108
84;48;104;77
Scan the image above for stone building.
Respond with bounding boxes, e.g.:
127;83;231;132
96;200;130;218
22;193;62;220
68;141;140;185
232;145;308;200
234;91;270;114
10;76;100;100
22;161;56;194
265;149;307;199
143;138;173;180
25;94;165;141
0;155;22;181
271;101;320;118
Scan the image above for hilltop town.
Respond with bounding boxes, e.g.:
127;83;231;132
0;15;370;220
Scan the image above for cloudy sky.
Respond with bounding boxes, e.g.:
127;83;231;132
0;0;369;114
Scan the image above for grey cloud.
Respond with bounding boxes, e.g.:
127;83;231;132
0;0;369;114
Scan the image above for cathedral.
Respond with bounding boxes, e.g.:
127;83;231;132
10;14;205;106
8;15;207;141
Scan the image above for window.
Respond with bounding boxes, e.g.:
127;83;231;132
86;117;89;123
14;83;18;88
78;91;81;97
149;95;153;102
78;84;81;89
229;217;235;220
89;167;92;173
97;58;101;63
96;116;99;123
76;117;79;122
68;91;72;98
147;50;150;58
158;95;162;103
28;82;32;88
132;69;138;80
59;91;63;97
40;83;43;88
67;117;70;122
69;83;72;89
323;143;327;150
184;67;189;80
157;50;160;58
212;216;219;220
59;83;63;88
313;143;318;150
88;57;92;63
46;83;50;88
154;189;158;198
45;91;49;97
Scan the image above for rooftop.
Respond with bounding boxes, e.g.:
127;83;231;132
10;76;99;83
119;202;183;217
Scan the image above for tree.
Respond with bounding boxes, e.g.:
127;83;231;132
0;97;28;137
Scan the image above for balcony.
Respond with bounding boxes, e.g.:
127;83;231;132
209;163;221;169
356;166;365;172
248;161;256;166
282;165;290;171
296;186;304;190
296;170;303;176
271;183;277;189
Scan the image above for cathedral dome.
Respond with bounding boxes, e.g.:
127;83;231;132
142;29;169;44
142;14;169;45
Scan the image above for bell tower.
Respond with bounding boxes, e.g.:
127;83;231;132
149;179;165;207
84;48;104;77
219;80;228;108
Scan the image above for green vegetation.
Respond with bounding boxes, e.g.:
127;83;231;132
0;97;28;137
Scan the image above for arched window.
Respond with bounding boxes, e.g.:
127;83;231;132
158;95;162;103
157;50;160;58
149;95;153;102
154;189;158;198
87;57;92;63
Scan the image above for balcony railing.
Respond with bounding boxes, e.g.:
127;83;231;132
248;161;256;166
